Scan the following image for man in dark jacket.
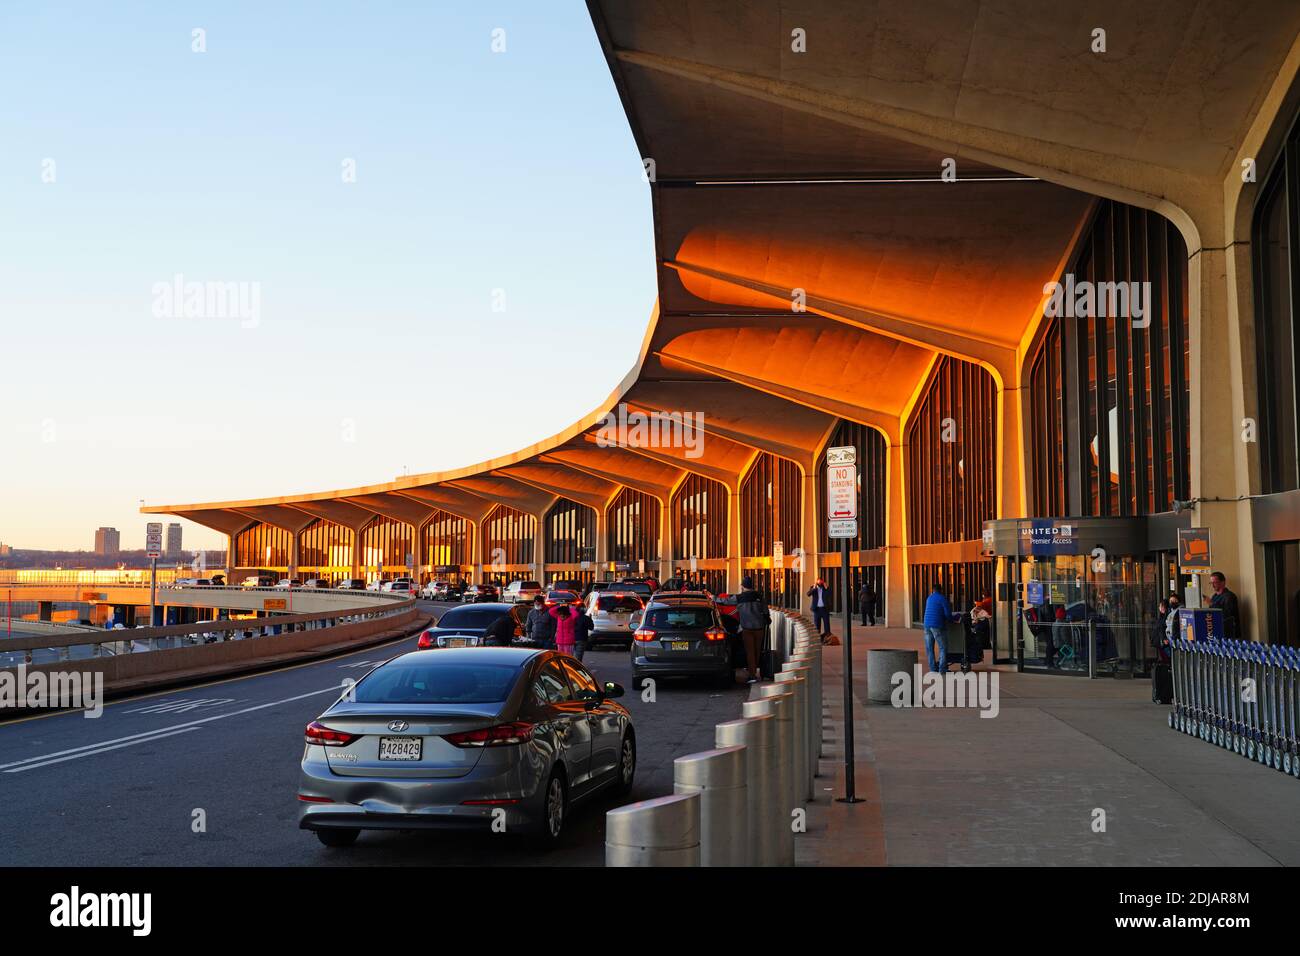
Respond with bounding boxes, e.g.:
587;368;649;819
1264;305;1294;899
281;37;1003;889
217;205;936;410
1209;572;1242;641
525;596;556;649
858;582;877;627
736;575;771;684
807;578;832;638
572;607;593;661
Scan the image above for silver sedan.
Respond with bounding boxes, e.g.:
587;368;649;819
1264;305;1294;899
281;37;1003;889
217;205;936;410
298;647;635;847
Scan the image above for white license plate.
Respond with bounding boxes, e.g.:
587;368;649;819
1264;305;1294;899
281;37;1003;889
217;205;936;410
446;637;470;647
378;737;422;761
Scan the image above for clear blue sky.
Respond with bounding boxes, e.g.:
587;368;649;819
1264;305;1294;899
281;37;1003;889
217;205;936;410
0;2;655;552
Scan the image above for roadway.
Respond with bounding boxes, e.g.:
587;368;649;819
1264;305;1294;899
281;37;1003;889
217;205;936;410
0;600;749;866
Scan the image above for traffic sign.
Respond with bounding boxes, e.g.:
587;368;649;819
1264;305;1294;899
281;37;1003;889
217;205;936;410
773;540;784;569
1178;527;1212;573
826;462;857;520
826;445;856;466
828;518;858;538
145;522;163;558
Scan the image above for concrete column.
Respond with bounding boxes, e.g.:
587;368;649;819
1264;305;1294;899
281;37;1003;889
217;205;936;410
885;433;908;627
727;484;742;595
533;514;546;585
658;494;672;583
800;471;819;614
595;505;609;580
289;531;300;581
349;525;362;578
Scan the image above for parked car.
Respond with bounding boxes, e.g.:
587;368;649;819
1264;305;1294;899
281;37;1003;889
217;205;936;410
302;578;332;589
616;580;653;603
337;578;367;591
242;573;277;588
275;578;304;589
298;647;635;846
631;595;733;689
416;603;518;649
585;591;644;650
382;579;417;599
583;580;615;599
549;579;584;596
544;589;582;608
420;579;449;600
460;584;499;603
502;580;544;604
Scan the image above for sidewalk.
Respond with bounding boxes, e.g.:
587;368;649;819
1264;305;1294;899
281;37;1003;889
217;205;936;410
797;617;1300;866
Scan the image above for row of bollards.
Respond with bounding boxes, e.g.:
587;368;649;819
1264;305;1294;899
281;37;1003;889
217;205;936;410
606;611;823;866
1169;637;1300;778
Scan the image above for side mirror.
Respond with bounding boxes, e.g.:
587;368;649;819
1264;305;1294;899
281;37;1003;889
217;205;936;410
603;681;625;699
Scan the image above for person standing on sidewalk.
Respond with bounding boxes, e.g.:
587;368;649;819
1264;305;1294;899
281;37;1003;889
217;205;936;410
922;583;957;673
736;575;771;684
526;595;555;649
858;581;877;627
1208;572;1241;641
807;577;832;638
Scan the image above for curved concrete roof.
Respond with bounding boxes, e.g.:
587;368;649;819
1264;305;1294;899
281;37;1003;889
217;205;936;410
146;0;1300;537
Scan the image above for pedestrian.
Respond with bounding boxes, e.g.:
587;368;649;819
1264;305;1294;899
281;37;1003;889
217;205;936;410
526;595;555;649
807;577;832;638
549;603;578;657
1164;592;1181;643
1208;572;1241;641
1151;598;1171;663
922;583;957;673
572;604;593;661
484;610;515;648
736;575;771;684
858;581;877;626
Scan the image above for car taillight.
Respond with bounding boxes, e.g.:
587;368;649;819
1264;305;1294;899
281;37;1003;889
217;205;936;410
634;628;656;642
305;721;356;747
417;631;435;649
444;722;534;748
705;627;727;642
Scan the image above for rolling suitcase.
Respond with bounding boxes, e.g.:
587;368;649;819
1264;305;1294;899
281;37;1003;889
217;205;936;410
1151;663;1173;704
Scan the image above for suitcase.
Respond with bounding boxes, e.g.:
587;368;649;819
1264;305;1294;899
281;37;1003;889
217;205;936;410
1151;663;1173;704
759;648;778;681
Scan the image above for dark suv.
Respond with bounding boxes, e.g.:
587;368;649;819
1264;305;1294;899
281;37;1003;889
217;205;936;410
631;596;734;689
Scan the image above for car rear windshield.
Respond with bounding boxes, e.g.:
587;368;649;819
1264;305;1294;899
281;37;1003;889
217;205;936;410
436;606;507;629
520;581;541;590
598;595;643;612
355;660;520;704
644;607;715;630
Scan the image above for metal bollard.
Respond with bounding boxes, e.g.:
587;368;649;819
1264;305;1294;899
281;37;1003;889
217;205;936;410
741;695;795;866
775;668;813;800
674;746;747;867
716;715;775;866
606;792;701;867
789;647;823;761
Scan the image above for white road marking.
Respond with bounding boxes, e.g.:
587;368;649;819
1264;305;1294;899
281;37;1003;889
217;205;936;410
125;697;239;715
0;684;348;773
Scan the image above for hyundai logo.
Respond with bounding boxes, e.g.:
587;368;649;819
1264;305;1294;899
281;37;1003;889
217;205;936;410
387;720;409;732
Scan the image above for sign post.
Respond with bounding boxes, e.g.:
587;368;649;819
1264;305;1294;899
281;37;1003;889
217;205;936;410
826;446;862;804
146;522;163;627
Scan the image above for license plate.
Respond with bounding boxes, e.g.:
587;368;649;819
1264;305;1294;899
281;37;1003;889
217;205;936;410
671;641;690;650
447;637;469;647
378;737;422;761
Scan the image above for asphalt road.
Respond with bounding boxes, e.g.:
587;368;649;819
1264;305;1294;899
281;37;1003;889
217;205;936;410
0;600;750;866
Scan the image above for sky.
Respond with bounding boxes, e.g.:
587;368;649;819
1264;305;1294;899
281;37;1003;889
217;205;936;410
0;2;656;553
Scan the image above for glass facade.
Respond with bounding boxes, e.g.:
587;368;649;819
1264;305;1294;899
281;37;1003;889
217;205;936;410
544;498;596;565
672;474;728;562
299;520;353;581
360;518;413;578
482;505;536;569
235;523;291;570
1028;200;1190;516
739;453;801;609
817;420;887;553
1263;542;1300;647
422;511;468;578
607;488;660;566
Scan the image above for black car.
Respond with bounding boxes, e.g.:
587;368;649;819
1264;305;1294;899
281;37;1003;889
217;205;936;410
417;603;524;649
631;596;734;689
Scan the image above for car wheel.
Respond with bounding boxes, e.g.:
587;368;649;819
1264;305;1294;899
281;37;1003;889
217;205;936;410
534;769;567;844
613;732;636;796
315;828;359;848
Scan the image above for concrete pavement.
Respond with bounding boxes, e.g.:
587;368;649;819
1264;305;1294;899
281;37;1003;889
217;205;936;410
799;619;1300;866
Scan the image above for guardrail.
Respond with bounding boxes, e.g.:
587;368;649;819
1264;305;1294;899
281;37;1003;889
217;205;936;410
606;607;822;866
1169;638;1300;779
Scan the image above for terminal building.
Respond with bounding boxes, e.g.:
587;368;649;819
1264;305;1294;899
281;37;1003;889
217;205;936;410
145;2;1300;671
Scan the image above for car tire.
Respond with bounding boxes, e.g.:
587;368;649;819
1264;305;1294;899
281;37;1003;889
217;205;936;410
613;732;636;796
315;828;359;848
533;768;567;845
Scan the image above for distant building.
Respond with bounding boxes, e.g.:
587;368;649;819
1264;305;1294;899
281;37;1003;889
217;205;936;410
0;542;10;557
94;527;120;555
166;523;182;556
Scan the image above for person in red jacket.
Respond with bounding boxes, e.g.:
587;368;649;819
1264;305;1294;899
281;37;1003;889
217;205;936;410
549;603;578;656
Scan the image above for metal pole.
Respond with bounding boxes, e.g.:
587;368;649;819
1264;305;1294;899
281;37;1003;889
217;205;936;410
838;538;859;802
150;556;157;628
